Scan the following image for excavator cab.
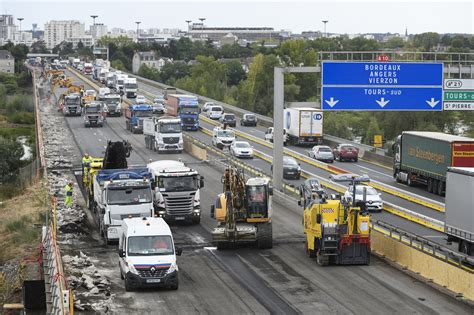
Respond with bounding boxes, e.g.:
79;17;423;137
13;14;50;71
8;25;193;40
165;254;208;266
245;178;272;220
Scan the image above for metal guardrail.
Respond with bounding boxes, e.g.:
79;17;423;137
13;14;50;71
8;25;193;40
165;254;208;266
184;131;471;271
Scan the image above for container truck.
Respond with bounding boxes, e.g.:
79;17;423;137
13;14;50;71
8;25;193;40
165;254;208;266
147;160;204;224
445;167;474;255
165;94;200;131
283;108;323;145
124;104;153;133
393;131;474;195
143;116;183;153
93;168;153;244
124;77;138;98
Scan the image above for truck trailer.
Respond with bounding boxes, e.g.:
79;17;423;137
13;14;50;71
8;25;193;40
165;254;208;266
143;116;183;153
445;167;474;255
124;104;153;133
393;131;474;195
284;108;323;145
165;94;200;131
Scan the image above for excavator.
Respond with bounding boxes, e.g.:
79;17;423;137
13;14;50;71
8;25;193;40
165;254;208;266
301;174;371;266
211;166;273;249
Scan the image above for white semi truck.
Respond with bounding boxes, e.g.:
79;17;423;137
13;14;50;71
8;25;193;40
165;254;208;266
147;160;204;224
93;168;154;244
445;167;474;255
143;116;183;153
284;107;323;145
124;77;138;98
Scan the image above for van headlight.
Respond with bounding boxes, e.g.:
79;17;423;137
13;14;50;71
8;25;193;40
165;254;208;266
129;263;139;275
167;262;178;274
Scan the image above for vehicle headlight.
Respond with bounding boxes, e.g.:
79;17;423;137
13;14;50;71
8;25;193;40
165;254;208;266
109;227;117;234
168;262;178;274
129;263;139;275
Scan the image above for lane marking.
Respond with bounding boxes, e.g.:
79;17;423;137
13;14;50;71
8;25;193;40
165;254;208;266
357;164;392;178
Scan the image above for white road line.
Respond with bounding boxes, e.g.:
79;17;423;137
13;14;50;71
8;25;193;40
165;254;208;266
357;164;392;178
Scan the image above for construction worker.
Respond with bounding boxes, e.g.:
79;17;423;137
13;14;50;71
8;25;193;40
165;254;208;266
82;153;93;185
64;182;74;207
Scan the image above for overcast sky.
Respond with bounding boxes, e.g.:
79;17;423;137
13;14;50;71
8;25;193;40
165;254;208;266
1;0;473;34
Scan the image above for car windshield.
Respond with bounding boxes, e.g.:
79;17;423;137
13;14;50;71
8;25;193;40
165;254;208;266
159;122;182;133
107;187;152;205
127;235;174;256
211;107;222;112
245;115;256;120
318;147;332;153
342;146;355;151
217;130;235;137
181;106;200;114
85;91;95;96
283;157;298;166
125;83;137;89
224;115;235;120
134;110;153;117
355;186;378;196
235;142;250;148
157;175;198;192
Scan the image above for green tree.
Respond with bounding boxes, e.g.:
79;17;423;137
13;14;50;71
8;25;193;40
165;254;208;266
77;40;84;50
137;64;160;81
0;84;6;106
0;137;24;182
29;40;49;53
159;62;191;84
225;60;246;86
364;117;382;144
111;59;125;71
412;32;440;51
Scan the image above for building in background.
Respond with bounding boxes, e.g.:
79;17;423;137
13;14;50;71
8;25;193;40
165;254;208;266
0;50;15;73
68;35;94;48
90;23;108;39
44;20;85;49
187;23;284;43
132;51;169;74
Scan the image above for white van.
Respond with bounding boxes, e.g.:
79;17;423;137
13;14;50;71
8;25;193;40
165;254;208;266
118;217;181;291
206;105;223;120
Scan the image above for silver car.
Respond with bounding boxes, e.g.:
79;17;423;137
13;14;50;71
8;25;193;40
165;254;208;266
344;185;383;212
309;145;334;163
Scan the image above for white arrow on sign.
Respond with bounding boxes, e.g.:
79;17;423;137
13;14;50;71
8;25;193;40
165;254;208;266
375;98;390;108
324;97;339;107
426;98;440;108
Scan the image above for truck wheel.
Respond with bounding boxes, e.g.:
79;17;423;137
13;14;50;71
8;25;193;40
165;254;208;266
169;278;179;290
437;180;444;196
460;240;472;255
427;178;433;193
407;173;414;186
191;216;201;225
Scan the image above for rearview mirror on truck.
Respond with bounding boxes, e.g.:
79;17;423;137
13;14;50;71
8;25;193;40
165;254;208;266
118;249;125;257
200;177;205;188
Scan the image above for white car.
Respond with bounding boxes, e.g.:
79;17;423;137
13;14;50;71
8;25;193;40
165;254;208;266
308;145;334;163
206;105;223;119
343;185;383;212
264;127;288;145
202;102;215;112
230;141;253;158
135;95;147;104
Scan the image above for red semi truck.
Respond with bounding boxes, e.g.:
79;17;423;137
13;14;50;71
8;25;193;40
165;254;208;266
392;131;474;195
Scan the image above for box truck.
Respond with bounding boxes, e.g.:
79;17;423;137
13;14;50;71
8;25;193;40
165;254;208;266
284;108;323;145
392;131;474;195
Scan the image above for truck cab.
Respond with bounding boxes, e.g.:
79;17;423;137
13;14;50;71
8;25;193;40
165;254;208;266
83;101;105;127
118;217;181;291
264;127;288;146
124;78;138;98
83;62;93;75
124;104;153;133
143;116;183;153
103;93;122;117
148;160;204;224
93;168;154;244
63;93;81;116
165;94;200;131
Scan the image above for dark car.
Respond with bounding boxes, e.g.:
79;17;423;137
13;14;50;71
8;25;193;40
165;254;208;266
333;144;359;162
219;113;237;127
271;156;301;180
241;113;257;127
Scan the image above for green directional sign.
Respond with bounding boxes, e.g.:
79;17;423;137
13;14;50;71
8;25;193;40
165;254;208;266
444;91;474;101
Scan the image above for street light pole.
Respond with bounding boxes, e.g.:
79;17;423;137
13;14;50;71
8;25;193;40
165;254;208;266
17;17;24;32
185;20;192;34
135;21;141;42
198;17;206;41
322;20;328;38
90;15;98;39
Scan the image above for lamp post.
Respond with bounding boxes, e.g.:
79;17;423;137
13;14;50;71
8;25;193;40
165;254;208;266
135;21;141;42
17;17;24;32
185;20;192;33
198;17;206;40
90;15;98;39
322;20;328;38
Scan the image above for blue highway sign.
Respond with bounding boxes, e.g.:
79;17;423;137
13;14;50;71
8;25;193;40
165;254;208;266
321;62;443;111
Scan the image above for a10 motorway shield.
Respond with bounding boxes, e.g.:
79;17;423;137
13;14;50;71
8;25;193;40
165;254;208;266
321;62;443;111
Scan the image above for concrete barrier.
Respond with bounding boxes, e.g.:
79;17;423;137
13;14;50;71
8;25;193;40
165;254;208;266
371;230;474;301
183;137;207;161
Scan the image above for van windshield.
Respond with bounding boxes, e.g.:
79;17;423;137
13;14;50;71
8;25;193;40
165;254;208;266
128;235;174;256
